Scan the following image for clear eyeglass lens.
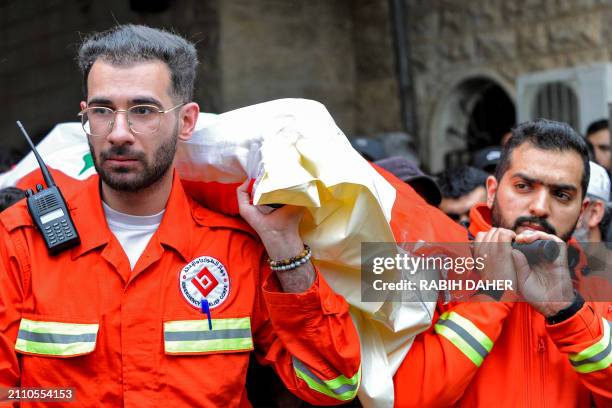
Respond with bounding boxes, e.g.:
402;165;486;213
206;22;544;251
82;107;113;137
81;105;161;136
127;105;161;134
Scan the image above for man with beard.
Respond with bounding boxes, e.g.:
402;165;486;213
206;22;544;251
0;25;360;406
394;119;611;407
573;161;611;244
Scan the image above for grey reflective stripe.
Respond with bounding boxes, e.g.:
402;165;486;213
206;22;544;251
18;330;97;344
292;358;359;396
164;328;252;342
437;318;489;359
571;335;611;367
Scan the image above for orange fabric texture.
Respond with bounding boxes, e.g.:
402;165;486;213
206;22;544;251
373;163;469;244
394;203;611;407
0;174;360;407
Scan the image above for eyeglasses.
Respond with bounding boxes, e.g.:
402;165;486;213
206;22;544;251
78;103;185;137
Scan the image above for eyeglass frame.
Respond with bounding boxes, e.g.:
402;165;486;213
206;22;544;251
77;102;186;137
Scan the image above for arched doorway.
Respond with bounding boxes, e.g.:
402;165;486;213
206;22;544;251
428;76;516;173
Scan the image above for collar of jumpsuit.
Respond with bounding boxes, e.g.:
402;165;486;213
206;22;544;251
70;170;194;282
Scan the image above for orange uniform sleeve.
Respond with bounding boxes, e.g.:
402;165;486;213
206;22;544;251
252;253;361;406
394;299;513;408
0;225;26;407
545;301;612;406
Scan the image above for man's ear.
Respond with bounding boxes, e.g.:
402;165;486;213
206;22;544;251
80;101;87;110
486;175;498;208
587;200;605;228
177;102;200;142
578;196;591;223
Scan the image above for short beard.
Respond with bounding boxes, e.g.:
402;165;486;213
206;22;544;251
490;196;578;242
90;128;178;193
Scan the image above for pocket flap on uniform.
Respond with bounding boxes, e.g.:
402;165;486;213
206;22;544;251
15;318;99;358
164;317;253;355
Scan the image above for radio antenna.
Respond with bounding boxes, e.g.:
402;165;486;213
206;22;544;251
16;121;56;188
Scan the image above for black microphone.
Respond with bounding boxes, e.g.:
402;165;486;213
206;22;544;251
512;240;560;264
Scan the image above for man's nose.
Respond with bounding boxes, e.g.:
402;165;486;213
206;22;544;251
528;188;550;218
106;111;135;145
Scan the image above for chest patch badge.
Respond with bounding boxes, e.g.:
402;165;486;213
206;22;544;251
179;256;230;310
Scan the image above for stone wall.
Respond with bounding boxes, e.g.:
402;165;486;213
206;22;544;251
219;0;357;133
219;0;401;136
407;0;612;169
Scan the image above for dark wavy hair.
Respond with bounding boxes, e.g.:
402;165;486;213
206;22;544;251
437;166;488;199
77;24;198;102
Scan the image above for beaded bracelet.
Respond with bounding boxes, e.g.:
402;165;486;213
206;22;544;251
269;245;311;267
269;245;312;272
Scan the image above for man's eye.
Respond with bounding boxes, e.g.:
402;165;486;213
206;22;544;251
131;106;156;115
555;191;571;201
90;107;112;116
515;183;530;191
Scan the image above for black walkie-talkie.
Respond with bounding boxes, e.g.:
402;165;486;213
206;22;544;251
16;121;80;254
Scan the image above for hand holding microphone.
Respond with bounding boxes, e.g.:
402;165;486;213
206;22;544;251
512;230;575;316
511;240;560;264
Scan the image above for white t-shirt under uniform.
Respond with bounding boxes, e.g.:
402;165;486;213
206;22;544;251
102;202;165;270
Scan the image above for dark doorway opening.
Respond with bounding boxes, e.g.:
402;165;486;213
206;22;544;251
466;84;516;151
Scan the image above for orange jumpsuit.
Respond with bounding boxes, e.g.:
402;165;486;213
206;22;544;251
394;203;612;407
0;173;361;407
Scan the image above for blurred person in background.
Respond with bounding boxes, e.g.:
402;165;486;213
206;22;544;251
585;119;611;172
573;161;611;243
374;156;442;207
572;162;611;301
471;146;502;174
437;165;488;227
350;136;386;162
585;138;597;162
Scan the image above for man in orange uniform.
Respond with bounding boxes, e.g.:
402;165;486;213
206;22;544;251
394;119;611;407
0;25;360;407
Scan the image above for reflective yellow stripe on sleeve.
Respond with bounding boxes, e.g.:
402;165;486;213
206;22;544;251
435;311;494;367
292;357;360;401
569;319;612;374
